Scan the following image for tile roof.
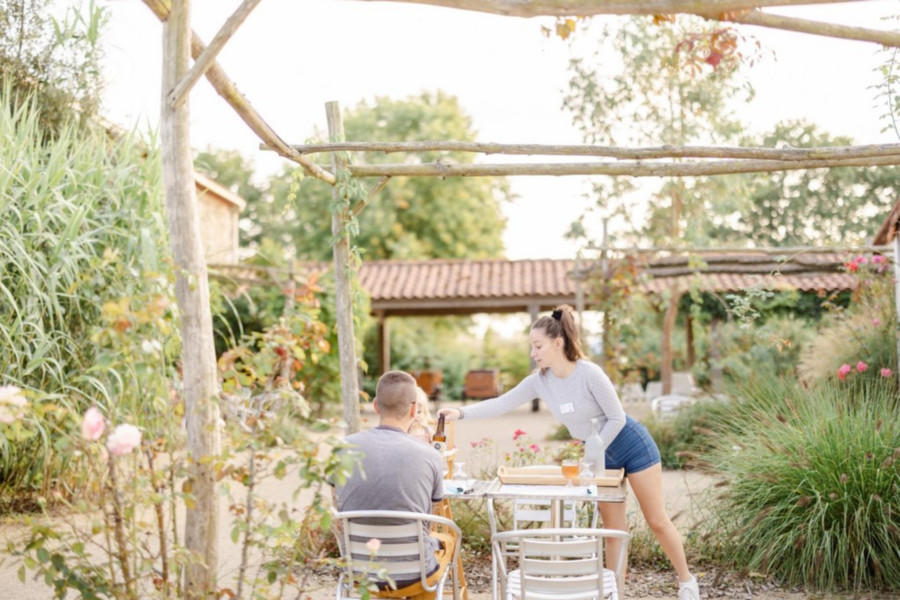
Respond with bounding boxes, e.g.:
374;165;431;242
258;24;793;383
210;255;860;315
357;259;576;300
355;257;857;307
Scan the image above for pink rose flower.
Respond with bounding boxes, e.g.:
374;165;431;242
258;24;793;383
529;443;540;453
366;538;381;554
0;386;26;407
856;361;868;373
845;261;858;273
513;429;526;441
837;364;852;380
872;318;882;327
881;368;893;378
106;424;142;456
0;386;27;423
855;255;867;264
871;255;886;264
81;407;105;440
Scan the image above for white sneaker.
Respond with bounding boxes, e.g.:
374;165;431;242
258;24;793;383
678;575;700;600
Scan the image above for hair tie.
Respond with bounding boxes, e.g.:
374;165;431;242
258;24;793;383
551;309;563;321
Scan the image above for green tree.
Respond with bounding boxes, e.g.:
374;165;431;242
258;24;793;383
0;0;106;133
717;121;900;246
266;91;509;260
563;16;753;244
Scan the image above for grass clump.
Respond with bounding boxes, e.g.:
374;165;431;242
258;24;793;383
707;378;900;591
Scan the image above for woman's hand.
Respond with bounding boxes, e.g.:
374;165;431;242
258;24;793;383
438;407;462;421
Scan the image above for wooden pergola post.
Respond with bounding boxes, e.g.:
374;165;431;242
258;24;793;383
160;1;219;596
327;101;362;433
661;290;683;395
685;310;695;368
377;311;390;375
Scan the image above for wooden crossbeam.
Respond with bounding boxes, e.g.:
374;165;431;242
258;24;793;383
347;154;900;178
358;0;860;17
141;0;335;185
704;8;900;48
169;0;263;107
268;141;900;162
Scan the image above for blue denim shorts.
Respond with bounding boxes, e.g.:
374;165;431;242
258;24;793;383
604;415;660;475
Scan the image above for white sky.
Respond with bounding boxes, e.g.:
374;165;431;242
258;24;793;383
99;0;900;260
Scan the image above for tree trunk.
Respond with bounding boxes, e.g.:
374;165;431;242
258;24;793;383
326;101;362;434
161;2;220;596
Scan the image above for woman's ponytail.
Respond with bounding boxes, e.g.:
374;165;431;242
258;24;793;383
531;304;584;361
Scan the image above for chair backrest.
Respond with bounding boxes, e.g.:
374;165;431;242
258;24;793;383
494;528;630;600
512;499;576;530
334;510;460;594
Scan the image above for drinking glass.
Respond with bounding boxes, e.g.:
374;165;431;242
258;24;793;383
561;459;579;486
454;461;468;481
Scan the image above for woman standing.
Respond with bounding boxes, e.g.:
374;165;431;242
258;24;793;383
440;305;700;600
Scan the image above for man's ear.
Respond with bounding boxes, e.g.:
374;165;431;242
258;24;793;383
408;402;417;418
373;397;381;415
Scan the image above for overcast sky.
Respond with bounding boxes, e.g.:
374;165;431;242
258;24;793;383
99;0;900;259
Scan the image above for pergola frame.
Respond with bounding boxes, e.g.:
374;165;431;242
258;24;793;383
140;0;900;594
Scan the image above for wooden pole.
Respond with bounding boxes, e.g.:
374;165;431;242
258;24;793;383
705;8;900;48
141;0;335;185
160;1;219;596
326;101;362;434
377;311;390;376
685;311;695;368
661;291;682;395
169;0;263;108
357;0;860;18
348;154;900;178
277;140;900;162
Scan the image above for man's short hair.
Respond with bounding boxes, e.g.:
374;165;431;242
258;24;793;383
375;370;417;418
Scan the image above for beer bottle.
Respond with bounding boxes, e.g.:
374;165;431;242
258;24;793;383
432;413;447;455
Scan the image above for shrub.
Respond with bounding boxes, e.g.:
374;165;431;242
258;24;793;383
644;397;734;469
704;315;814;385
707;378;900;591
799;256;897;387
0;91;168;502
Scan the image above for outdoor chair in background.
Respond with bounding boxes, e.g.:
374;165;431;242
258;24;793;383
651;394;695;419
492;528;630;600
414;369;444;404
512;499;576;530
617;382;645;403
333;510;462;600
462;368;502;403
644;380;663;401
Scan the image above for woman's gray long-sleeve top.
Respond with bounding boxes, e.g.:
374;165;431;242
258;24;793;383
459;359;627;450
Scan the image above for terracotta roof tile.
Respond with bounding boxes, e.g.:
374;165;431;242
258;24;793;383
212;256;859;311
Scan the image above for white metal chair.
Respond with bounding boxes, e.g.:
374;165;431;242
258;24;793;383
334;510;462;600
492;528;630;600
651;394;695;419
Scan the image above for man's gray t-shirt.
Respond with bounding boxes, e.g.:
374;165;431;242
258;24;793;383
336;426;444;574
460;359;627;450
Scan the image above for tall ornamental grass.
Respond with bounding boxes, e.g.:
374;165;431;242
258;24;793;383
0;91;168;502
708;377;900;591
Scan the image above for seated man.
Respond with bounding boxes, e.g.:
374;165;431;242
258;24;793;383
334;370;454;600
